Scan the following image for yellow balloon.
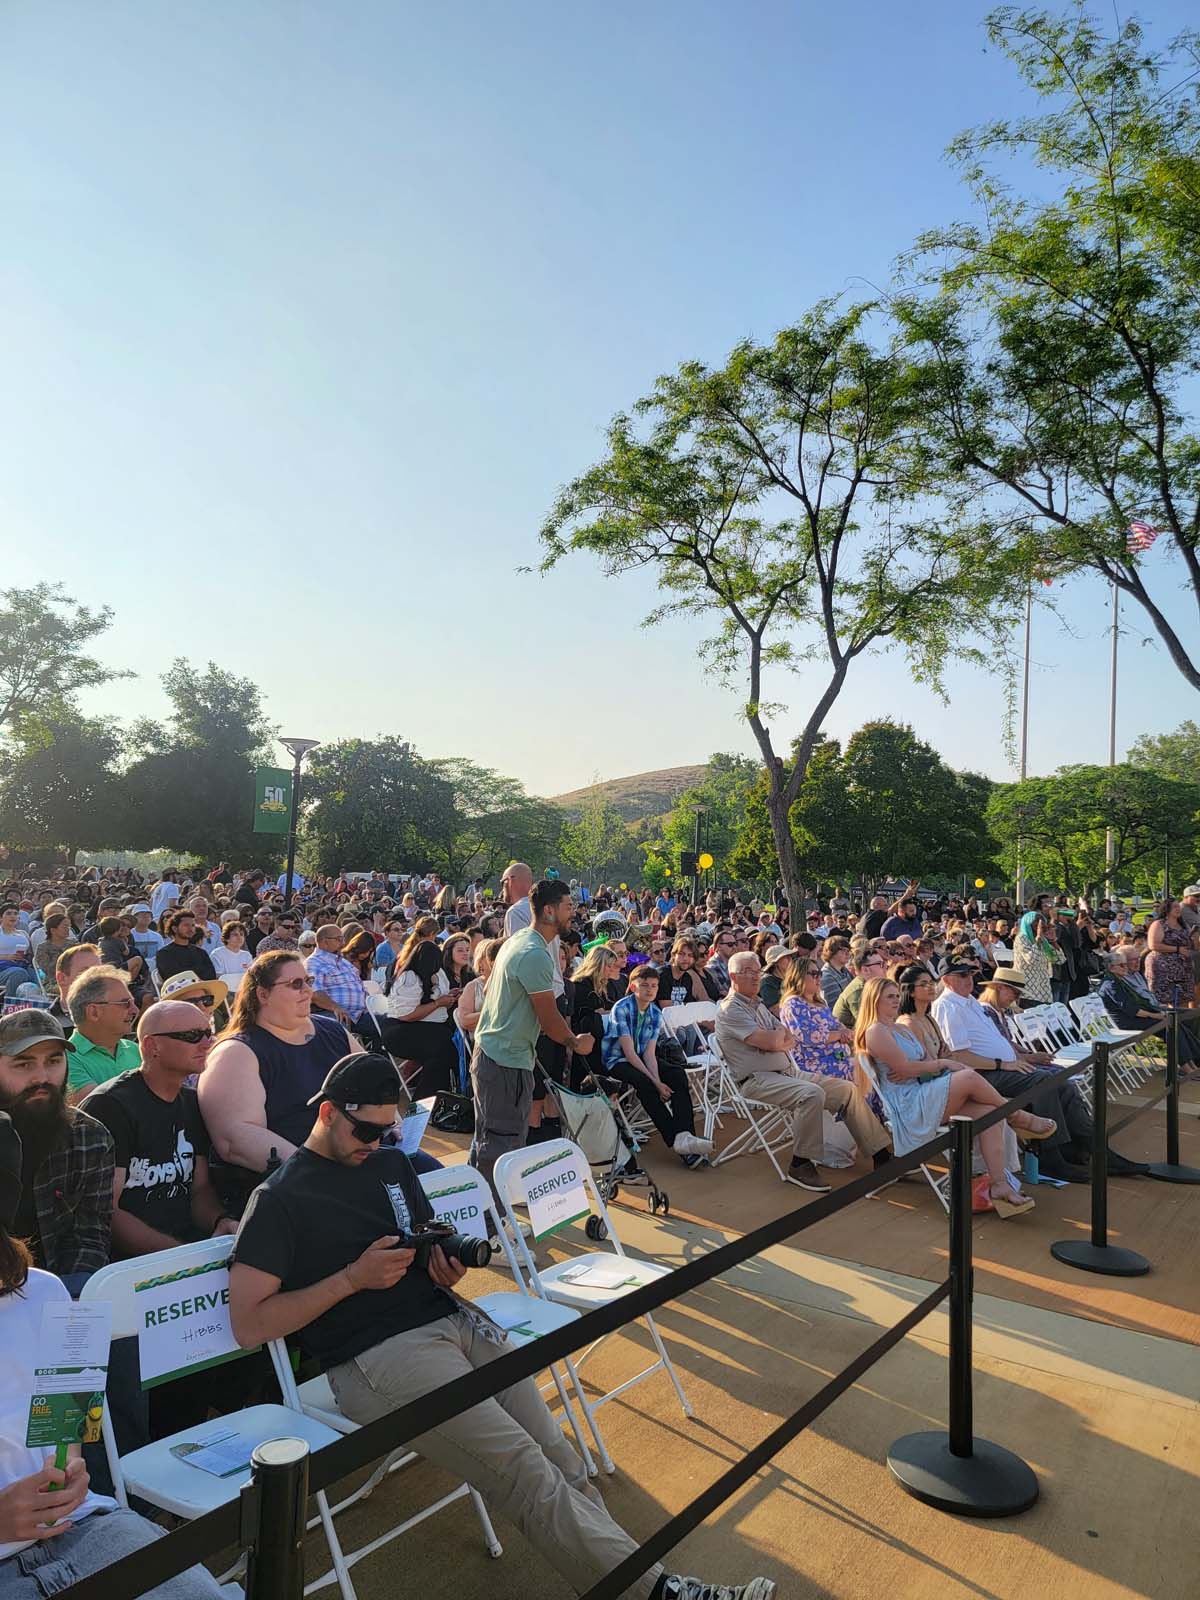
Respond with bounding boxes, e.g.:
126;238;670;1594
698;852;714;870
619;883;627;891
974;878;986;889
664;868;671;876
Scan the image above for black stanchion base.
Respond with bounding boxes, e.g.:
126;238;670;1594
1147;1161;1200;1185
887;1432;1038;1517
1050;1239;1151;1276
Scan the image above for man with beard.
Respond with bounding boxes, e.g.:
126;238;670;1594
0;1010;113;1287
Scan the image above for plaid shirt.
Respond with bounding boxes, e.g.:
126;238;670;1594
32;1108;115;1277
305;949;368;1016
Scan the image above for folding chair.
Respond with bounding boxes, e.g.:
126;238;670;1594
81;1238;359;1599
703;1033;793;1182
266;1337;504;1589
660;1001;719;1124
856;1052;951;1212
1070;994;1158;1092
419;1164;613;1474
492;1140;693;1430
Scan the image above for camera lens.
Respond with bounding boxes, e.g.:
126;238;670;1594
455;1235;493;1270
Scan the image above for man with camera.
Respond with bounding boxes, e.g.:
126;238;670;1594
229;1053;773;1600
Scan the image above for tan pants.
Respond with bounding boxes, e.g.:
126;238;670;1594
737;1069;825;1159
329;1311;663;1599
794;1069;890;1157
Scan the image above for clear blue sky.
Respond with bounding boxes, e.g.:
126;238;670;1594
3;2;1196;795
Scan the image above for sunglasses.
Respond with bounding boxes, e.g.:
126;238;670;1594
187;993;217;1008
270;976;316;991
150;1028;210;1045
338;1107;390;1144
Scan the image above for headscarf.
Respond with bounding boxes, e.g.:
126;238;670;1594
1018;911;1056;959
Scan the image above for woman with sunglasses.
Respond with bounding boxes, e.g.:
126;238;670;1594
778;958;857;1084
199;950;365;1215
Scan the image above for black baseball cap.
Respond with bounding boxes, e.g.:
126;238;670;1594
306;1053;402;1111
938;957;977;977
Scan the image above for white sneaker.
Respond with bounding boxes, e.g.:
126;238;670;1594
661;1577;777;1600
673;1132;715;1157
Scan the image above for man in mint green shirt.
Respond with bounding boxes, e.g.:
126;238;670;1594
472;880;593;1191
64;965;142;1104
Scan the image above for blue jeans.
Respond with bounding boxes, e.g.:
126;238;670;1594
0;1507;236;1597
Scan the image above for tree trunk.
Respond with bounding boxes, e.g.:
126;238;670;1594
765;779;802;926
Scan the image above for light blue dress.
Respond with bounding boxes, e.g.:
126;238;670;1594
865;1027;952;1154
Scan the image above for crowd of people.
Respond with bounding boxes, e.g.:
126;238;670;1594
0;854;1196;1599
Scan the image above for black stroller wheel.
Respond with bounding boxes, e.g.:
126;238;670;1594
585;1214;608;1242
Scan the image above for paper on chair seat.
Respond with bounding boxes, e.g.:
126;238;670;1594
558;1261;641;1290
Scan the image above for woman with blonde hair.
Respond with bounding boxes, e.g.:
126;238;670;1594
455;937;503;1039
854;977;1054;1217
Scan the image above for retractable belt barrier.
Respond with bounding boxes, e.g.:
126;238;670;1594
60;1020;1192;1600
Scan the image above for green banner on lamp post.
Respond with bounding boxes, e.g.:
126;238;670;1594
252;767;293;834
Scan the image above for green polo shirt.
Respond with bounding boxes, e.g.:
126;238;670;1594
67;1030;142;1095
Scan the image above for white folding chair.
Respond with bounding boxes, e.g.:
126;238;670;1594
492;1140;693;1430
660;1001;719;1122
1070;994;1157;1092
81;1239;359;1599
419;1164;612;1473
856;1052;951;1212
266;1336;503;1588
703;1033;793;1182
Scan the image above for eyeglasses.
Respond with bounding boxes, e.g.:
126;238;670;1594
337;1107;390;1144
94;996;137;1009
183;993;217;1008
270;976;316;991
150;1028;210;1045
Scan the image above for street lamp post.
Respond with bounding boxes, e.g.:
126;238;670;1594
279;737;320;909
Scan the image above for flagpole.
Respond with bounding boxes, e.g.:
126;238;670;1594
1015;571;1032;910
1104;580;1119;898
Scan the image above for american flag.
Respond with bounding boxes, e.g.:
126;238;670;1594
1125;519;1161;554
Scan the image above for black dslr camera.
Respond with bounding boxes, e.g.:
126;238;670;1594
395;1220;493;1270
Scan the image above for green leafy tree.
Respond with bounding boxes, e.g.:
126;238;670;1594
730;723;996;890
898;6;1200;690
302;738;452;876
123;660;280;864
421;759;563;885
661;754;759;878
0;584;131;731
1127;721;1200;785
0;711;124;860
541;300;1027;914
558;786;634;883
987;764;1200;892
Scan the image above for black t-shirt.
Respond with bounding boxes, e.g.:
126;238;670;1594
657;966;700;1010
233;1146;454;1369
862;909;887;939
84;1070;210;1242
156;942;217;983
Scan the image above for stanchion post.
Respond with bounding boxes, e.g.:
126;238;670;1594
1148;1007;1200;1184
887;1116;1039;1516
1051;1040;1151;1275
244;1437;309;1600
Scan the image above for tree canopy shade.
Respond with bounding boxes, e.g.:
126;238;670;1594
121;660;280;864
421;758;564;884
0;712;125;861
660;754;759;878
897;5;1200;690
540;299;1028;912
986;763;1200;893
0;584;131;731
1127;720;1200;785
729;721;997;891
301;738;450;876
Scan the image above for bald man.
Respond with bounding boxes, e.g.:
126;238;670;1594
501;862;564;999
82;1000;235;1257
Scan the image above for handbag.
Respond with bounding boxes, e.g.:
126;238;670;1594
430;1089;475;1135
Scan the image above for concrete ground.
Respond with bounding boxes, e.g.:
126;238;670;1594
292;1084;1200;1600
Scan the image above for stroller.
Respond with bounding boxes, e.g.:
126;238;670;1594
544;1071;670;1238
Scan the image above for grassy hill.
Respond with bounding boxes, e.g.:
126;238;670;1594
549;764;708;823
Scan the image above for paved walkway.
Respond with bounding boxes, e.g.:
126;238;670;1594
299;1168;1199;1599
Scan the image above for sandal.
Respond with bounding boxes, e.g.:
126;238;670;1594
989;1186;1036;1218
1008;1111;1057;1141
